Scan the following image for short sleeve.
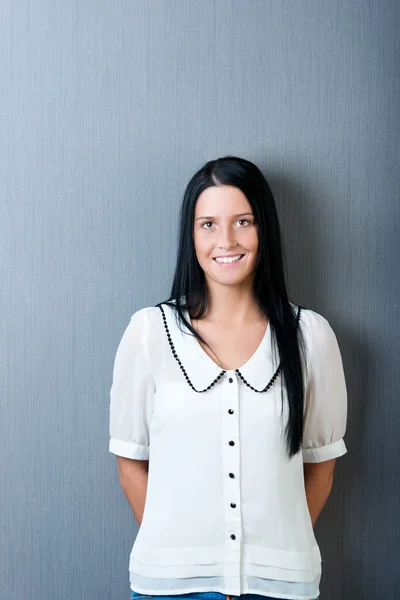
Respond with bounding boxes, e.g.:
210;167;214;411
109;308;155;460
301;312;348;463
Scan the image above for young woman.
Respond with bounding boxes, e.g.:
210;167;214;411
109;156;348;600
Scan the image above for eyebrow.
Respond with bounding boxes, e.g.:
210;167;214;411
195;212;254;221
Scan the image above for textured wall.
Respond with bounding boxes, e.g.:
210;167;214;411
1;1;399;599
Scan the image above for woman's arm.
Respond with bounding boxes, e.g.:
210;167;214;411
303;458;336;527
116;456;149;526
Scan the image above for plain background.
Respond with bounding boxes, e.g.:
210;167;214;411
1;1;399;599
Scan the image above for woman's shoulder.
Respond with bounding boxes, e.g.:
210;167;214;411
290;302;331;330
291;302;341;356
128;304;162;326
129;303;180;335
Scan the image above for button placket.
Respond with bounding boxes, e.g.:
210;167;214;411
222;373;242;552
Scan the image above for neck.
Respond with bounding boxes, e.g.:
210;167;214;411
203;280;264;326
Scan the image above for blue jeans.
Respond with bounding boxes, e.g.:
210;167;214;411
130;592;320;600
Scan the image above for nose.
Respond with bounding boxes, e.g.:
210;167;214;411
218;226;238;250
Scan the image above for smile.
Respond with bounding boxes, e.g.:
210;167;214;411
213;254;245;264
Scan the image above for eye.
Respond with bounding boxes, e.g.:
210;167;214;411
201;221;214;229
237;219;250;226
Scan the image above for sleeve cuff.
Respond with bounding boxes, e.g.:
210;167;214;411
302;438;347;463
109;438;150;460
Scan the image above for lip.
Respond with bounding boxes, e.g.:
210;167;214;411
213;253;244;259
213;254;245;267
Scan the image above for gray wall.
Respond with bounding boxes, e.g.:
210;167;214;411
1;1;399;599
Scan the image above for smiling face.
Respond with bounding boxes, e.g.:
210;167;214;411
193;185;259;288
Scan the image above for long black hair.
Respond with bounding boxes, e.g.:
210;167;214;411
157;156;308;460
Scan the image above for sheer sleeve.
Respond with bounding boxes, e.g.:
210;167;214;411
302;312;348;463
109;308;155;460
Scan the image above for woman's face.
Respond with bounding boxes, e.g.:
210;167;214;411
193;185;259;288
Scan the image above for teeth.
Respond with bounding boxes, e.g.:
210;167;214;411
215;254;242;263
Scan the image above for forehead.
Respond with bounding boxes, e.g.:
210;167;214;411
195;185;252;216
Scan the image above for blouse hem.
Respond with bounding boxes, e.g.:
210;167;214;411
129;582;320;600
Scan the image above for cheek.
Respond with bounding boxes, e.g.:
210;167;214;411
194;233;212;259
242;229;259;252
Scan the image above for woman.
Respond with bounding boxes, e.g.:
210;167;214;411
109;156;348;600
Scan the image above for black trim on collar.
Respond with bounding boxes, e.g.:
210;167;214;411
157;304;302;394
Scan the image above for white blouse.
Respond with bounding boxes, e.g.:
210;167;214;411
109;300;347;600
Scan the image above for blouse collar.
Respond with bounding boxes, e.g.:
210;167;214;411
161;301;280;392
